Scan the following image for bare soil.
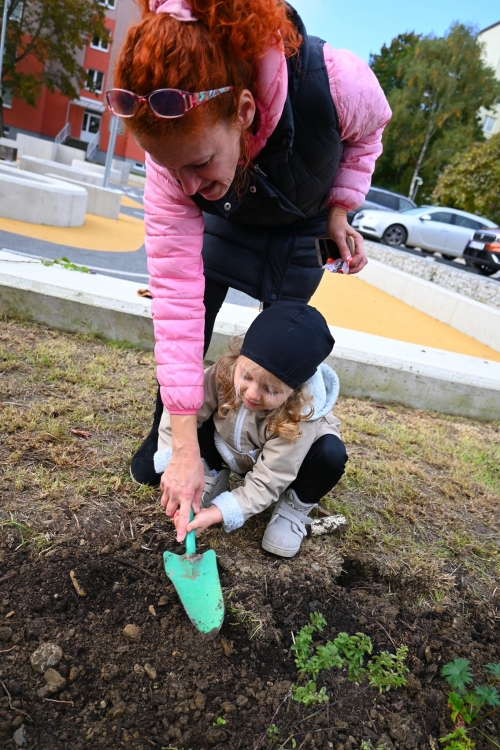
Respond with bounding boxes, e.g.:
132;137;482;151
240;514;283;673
1;318;499;750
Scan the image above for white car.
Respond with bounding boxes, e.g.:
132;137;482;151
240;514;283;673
352;206;497;259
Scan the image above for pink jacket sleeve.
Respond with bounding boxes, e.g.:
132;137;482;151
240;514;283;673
143;155;206;414
323;46;392;211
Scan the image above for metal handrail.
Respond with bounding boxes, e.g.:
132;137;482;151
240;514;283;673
86;131;100;161
55;122;71;145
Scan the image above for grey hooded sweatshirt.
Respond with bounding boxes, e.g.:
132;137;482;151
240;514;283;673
155;362;341;532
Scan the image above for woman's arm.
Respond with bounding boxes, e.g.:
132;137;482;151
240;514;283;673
144;157;207;540
323;46;392;273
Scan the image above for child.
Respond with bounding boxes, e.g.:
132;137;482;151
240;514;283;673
154;303;347;558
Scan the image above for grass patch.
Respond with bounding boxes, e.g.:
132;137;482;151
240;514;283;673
1;317;499;603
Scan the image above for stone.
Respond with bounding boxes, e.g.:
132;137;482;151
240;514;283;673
30;643;62;674
133;664;145;676
194;692;206;710
0;626;13;641
144;663;157;681
101;664;120;681
13;724;27;747
44;668;67;692
123;624;141;643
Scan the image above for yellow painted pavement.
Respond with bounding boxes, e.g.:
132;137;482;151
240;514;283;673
0;212;145;252
121;195;143;209
311;271;500;362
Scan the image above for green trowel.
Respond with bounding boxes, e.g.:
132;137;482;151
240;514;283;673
163;510;224;637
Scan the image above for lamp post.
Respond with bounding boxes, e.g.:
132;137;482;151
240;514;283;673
0;0;10;97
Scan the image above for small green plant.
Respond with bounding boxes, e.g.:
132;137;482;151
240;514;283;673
41;257;91;273
290;612;408;705
440;659;500;750
266;724;279;744
212;717;226;726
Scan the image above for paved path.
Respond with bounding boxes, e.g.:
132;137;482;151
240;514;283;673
1;181;499;361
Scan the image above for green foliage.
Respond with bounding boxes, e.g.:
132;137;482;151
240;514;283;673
439;660;500;750
266;724;279;743
212;717;226;726
366;646;409;693
41;257;91;274
370;23;500;201
291;613;408;706
369;32;422;96
432;132;500;224
0;0;106;132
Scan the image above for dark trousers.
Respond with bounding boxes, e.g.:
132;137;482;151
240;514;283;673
198;415;348;506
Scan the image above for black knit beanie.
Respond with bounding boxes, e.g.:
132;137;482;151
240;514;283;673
240;303;335;389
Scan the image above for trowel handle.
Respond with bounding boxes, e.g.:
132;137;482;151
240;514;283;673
185;508;196;556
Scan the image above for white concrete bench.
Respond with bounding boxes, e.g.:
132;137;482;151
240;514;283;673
71;159;121;184
46;174;123;220
20;155;104;187
0;165;87;227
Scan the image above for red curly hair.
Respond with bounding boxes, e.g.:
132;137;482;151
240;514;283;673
114;0;301;141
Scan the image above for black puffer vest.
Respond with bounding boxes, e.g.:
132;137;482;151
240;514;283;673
192;9;342;226
195;9;344;303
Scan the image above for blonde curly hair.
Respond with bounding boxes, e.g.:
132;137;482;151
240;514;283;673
213;337;314;443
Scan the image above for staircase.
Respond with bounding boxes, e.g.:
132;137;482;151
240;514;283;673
63;136;89;152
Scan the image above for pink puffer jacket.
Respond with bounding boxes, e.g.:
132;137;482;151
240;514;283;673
144;44;391;415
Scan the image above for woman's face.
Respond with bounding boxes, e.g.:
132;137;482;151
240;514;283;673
234;356;293;412
136;91;255;202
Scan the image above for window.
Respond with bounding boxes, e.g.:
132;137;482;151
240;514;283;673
99;0;116;8
10;1;23;22
399;198;415;211
366;189;399;211
85;69;104;94
90;30;111;52
453;215;481;230
2;88;13;108
428;211;454;224
482;115;496;133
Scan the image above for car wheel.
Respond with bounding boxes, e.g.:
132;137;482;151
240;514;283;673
441;254;455;261
476;265;498;277
381;224;408;247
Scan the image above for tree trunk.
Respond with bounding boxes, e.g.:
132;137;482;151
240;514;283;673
408;118;435;201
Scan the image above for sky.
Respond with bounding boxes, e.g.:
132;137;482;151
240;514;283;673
290;0;498;62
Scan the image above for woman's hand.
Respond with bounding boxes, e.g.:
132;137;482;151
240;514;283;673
327;207;367;274
172;506;223;536
160;414;205;542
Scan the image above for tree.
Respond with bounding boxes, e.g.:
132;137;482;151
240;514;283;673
432;132;500;225
0;0;106;136
369;32;421;96
370;24;500;202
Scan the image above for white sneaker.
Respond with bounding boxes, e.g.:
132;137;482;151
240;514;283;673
261;489;316;558
201;459;230;508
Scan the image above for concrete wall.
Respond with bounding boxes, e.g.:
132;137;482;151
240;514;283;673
55;144;85;166
0;166;87;227
16;133;56;161
21;155;104;187
46;174;123;219
112;159;132;184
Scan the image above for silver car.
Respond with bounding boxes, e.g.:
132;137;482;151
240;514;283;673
352;206;496;259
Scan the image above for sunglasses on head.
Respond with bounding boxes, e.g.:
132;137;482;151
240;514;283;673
105;86;233;119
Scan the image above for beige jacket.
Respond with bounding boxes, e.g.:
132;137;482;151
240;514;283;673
155;363;341;532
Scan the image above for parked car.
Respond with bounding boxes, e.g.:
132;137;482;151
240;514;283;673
347;187;416;224
464;227;500;276
352;206;497;258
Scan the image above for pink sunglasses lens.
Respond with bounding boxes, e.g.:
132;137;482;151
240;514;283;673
148;90;186;118
108;90;137;117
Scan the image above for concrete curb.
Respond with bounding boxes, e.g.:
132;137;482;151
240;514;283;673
1;249;500;421
359;257;500;352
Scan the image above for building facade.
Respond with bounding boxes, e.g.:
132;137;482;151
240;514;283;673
478;21;500;139
3;0;145;167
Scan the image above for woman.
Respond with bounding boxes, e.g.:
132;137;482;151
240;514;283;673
109;0;391;542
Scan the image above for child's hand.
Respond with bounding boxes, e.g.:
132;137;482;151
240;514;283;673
171;506;223;536
327;207;367;274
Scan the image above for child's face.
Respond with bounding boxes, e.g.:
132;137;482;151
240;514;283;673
233;356;293;411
